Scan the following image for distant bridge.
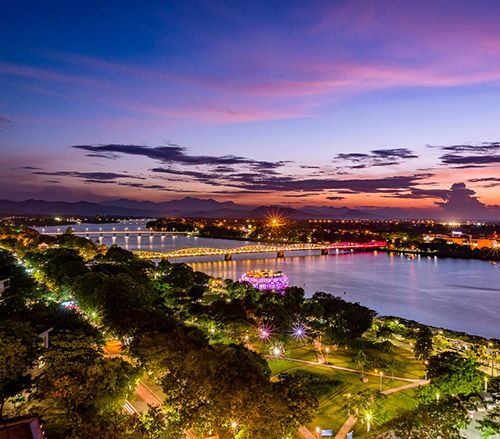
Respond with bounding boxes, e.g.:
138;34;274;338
135;241;387;260
41;229;183;237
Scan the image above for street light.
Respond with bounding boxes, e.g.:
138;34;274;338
325;346;330;364
365;413;372;433
424;360;429;380
379;370;384;391
488;343;496;377
229;421;238;438
315;426;321;438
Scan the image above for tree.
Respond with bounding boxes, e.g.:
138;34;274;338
36;334;140;426
282;286;305;322
305;292;375;345
0;324;40;416
0;249;39;314
241;373;318;439
478;405;500;439
421;351;483;401
25;248;88;297
352;350;368;378
133;406;184;439
71;272;155;333
383;399;470;438
343;389;380;417
162;263;196;289
386;358;400;381
414;325;433;360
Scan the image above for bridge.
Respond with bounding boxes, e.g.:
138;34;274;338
135;241;387;260
41;228;182;237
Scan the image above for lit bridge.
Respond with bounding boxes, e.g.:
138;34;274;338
135;241;387;260
41;229;183;237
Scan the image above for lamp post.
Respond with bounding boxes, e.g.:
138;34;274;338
325;346;330;364
379;370;384;391
424;360;429;380
485;377;488;392
230;421;238;439
315;426;321;438
488;343;496;377
365;413;372;433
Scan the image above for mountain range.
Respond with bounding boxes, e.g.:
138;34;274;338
0;197;383;219
1;197;498;220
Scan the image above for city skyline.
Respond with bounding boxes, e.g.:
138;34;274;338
1;1;500;217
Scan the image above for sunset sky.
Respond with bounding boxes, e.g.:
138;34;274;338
1;0;500;214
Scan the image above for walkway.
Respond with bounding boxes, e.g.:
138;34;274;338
288;356;429;439
332;380;429;439
282;357;424;383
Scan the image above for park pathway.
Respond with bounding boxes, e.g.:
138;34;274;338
282;357;424;383
332;380;429;439
287;356;429;439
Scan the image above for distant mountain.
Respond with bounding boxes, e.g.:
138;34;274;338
0;199;152;217
0;197;383;219
9;196;496;220
300;205;384;219
101;196;252;216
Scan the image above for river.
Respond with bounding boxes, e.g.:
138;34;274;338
38;220;500;339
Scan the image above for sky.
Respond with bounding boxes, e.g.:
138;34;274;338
1;0;500;216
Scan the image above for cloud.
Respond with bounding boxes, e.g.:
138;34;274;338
384;188;451;199
33;171;144;181
150;159;432;196
151;167;226;185
430;142;500;167
72;143;287;170
440;154;500;167
0;116;11;131
9;166;42;171
334;148;418;169
468;177;500;188
282;193;322;198
436;182;489;218
326;196;345;200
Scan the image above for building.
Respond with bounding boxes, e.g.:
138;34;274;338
424;234;498;249
0;416;45;439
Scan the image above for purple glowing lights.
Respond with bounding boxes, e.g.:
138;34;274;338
258;323;274;340
291;323;307;340
239;270;290;292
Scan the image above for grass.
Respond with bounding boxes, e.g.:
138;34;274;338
264;339;424;438
222;324;425;437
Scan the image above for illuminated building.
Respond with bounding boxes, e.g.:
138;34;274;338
240;270;289;291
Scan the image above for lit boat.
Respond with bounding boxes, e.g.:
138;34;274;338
239;269;289;291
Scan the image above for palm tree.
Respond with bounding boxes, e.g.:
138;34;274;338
352;350;368;378
386;358;400;381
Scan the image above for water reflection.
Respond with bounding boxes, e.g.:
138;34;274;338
191;252;500;339
37;221;500;338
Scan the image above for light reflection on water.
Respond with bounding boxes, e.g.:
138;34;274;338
38;221;500;338
190;252;500;339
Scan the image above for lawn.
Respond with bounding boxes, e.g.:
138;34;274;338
265;339;424;438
